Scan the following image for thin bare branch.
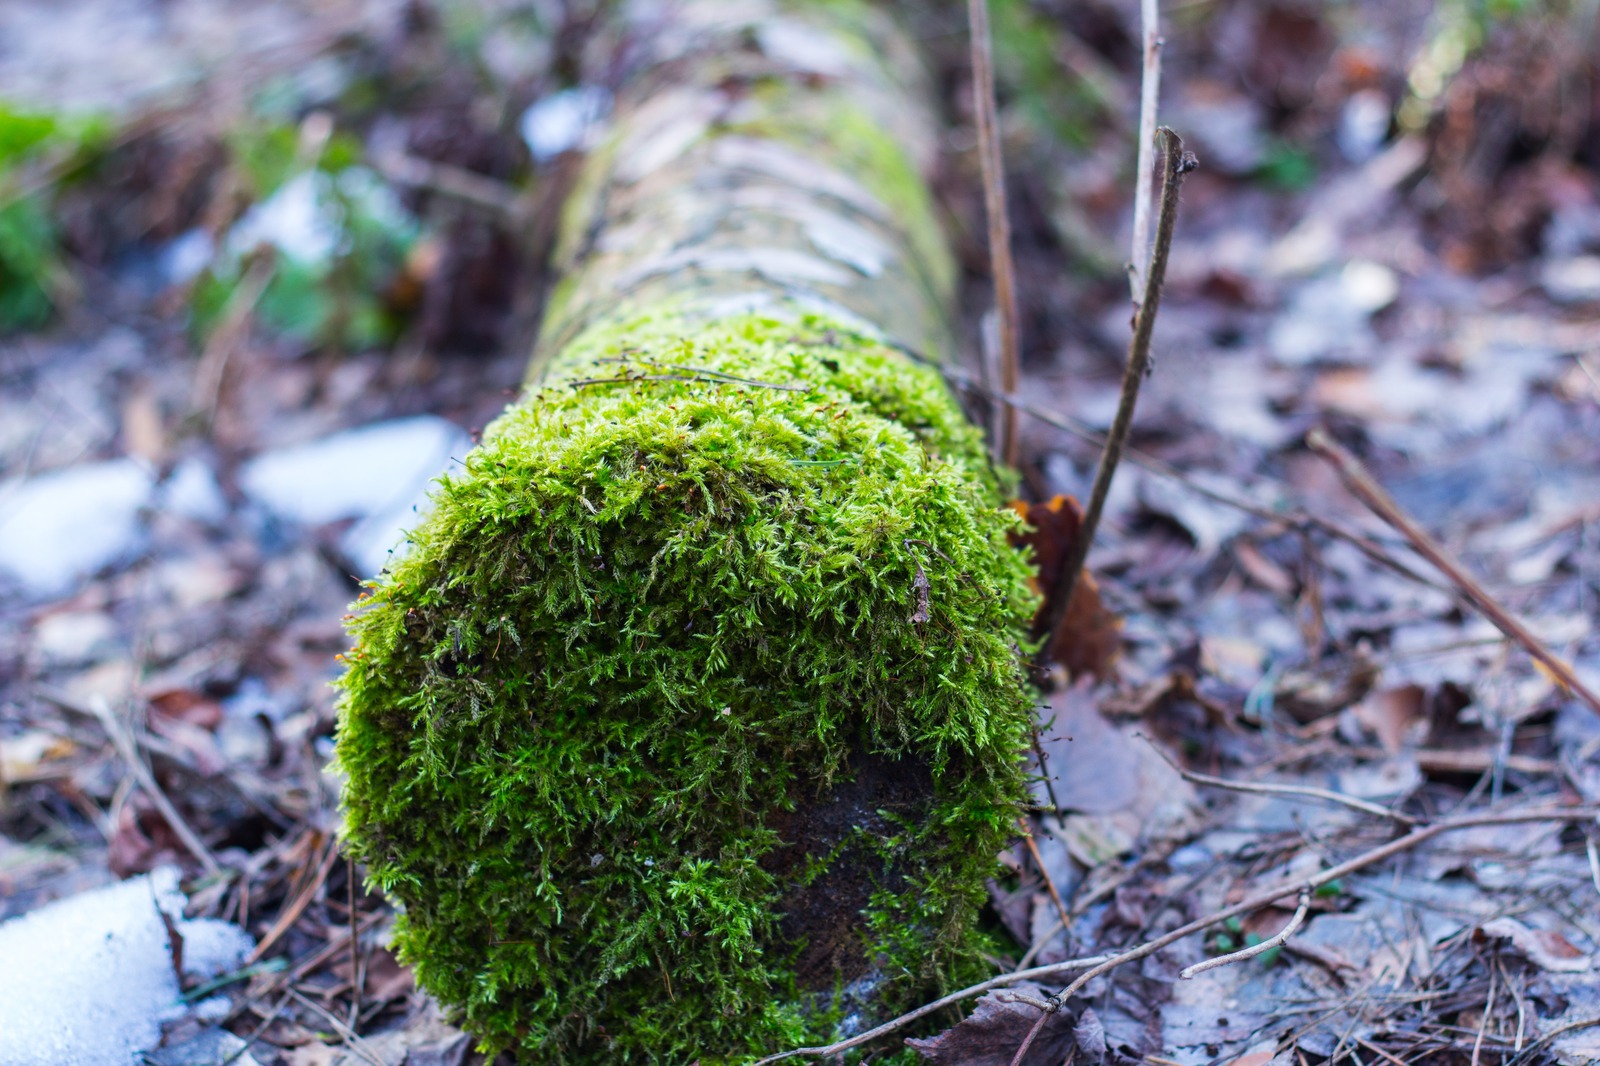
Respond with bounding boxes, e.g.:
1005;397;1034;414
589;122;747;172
758;805;1598;1063
1018;817;1071;928
1128;0;1164;301
747;951;1113;1064
1038;129;1192;659
1180;891;1310;978
1040;806;1598;1009
1145;737;1418;825
967;0;1021;468
1307;428;1600;716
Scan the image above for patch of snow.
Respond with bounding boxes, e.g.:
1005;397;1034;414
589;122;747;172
1541;255;1600;304
238;416;470;576
226;171;340;265
0;868;254;1066
1268;261;1397;365
0;459;153;600
520;86;611;163
156;457;228;525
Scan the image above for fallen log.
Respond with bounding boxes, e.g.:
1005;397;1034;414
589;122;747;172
335;2;1038;1060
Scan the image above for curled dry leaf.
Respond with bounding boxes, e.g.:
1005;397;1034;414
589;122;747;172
906;984;1075;1066
1010;496;1123;681
1477;917;1592;973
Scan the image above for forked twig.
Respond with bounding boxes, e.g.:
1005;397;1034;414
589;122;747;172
747;951;1113;1064
1179;890;1310;978
1307;428;1600;716
757;804;1600;1063
1037;128;1193;658
1002;805;1600;1055
968;0;1022;468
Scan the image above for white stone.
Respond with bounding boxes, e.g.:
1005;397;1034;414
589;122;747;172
0;459;153;600
0;868;254;1066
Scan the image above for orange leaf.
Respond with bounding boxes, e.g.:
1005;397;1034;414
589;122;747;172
1010;496;1122;681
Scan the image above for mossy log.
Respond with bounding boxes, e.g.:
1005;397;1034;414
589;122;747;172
335;2;1039;1061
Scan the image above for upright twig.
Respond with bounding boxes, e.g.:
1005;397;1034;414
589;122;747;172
1037;129;1192;658
1307;428;1600;716
968;0;1021;469
1128;0;1164;302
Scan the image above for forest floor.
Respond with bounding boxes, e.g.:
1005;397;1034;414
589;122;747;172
1;0;1598;1064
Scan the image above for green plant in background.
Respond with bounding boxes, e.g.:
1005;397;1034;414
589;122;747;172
335;311;1040;1062
191;119;419;351
988;0;1109;150
0;104;109;333
1256;138;1318;192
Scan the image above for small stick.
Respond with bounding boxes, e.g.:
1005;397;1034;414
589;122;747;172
284;986;385;1066
1179;890;1309;978
1471;969;1498;1066
1128;0;1164;302
967;0;1021;468
87;695;221;876
347;861;361;1029
1006;1003;1058;1066
1018;817;1072;929
1145;737;1417;825
1307;428;1600;716
1038;129;1192;658
249;834;341;963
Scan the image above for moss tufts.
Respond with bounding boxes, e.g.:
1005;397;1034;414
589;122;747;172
335;312;1037;1062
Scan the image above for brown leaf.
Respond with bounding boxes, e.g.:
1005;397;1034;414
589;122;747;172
1352;685;1424;753
906;985;1075;1066
1010;496;1122;680
1224;1054;1275;1066
1478;917;1593;972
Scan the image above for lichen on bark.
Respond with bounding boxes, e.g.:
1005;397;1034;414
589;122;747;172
333;2;1040;1061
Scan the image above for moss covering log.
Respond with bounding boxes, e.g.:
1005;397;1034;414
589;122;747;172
334;2;1039;1061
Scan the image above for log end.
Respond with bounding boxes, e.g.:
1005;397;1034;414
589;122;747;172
334;312;1038;1061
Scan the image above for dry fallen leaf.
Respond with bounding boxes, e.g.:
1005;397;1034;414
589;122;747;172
1478;917;1592;972
1010;496;1122;680
906;984;1076;1066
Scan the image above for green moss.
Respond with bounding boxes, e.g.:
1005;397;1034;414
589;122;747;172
335;311;1037;1062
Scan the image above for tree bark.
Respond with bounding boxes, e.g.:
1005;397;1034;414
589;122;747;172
335;2;1038;1061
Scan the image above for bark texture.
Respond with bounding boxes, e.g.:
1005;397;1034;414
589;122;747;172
334;3;1038;1061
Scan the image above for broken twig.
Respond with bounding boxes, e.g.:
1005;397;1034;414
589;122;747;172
1307;428;1600;716
1145;737;1417;825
